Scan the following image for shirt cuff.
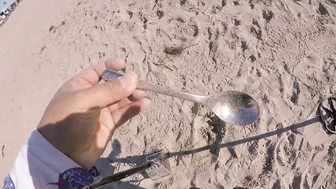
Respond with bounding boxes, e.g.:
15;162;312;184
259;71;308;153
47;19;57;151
7;130;101;189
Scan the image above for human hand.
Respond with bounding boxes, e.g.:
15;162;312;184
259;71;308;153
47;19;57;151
37;59;151;170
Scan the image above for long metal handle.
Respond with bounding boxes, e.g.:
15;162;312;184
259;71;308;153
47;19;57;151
102;69;206;103
89;162;151;189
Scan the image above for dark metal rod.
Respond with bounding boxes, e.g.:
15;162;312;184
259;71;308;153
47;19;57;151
89;162;152;189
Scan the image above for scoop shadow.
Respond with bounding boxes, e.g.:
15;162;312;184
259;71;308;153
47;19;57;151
167;116;322;158
95;113;323;188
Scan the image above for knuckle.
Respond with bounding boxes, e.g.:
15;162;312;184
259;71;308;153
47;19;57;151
104;81;118;94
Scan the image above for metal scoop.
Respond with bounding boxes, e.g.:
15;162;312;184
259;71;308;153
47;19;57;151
102;69;260;126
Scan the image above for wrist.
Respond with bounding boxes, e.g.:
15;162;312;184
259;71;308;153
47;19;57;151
68;151;97;171
37;127;97;170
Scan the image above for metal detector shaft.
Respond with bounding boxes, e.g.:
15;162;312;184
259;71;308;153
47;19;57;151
89;162;152;189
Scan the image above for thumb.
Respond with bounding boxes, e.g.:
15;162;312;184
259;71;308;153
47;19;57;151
79;72;138;108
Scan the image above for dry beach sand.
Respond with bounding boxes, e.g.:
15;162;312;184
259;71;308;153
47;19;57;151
1;0;336;188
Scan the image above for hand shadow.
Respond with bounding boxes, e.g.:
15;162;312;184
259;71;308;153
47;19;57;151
95;140;146;189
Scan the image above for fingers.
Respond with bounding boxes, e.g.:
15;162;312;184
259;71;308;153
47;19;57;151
79;72;138;108
111;98;152;127
128;90;146;102
90;108;115;156
98;108;115;132
107;90;147;112
65;59;125;90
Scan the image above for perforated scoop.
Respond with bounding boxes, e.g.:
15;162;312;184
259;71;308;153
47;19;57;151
318;97;336;134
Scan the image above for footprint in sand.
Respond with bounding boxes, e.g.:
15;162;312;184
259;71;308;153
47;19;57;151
274;133;303;173
163;17;199;43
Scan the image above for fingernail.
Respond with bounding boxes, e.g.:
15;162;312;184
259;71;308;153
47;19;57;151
118;72;138;88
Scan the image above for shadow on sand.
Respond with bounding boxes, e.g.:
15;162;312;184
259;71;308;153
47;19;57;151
167;116;321;158
95;140;146;189
96;116;322;188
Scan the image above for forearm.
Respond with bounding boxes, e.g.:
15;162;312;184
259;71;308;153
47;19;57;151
3;130;101;189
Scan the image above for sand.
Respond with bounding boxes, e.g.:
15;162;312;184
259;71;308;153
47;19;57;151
1;0;336;188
